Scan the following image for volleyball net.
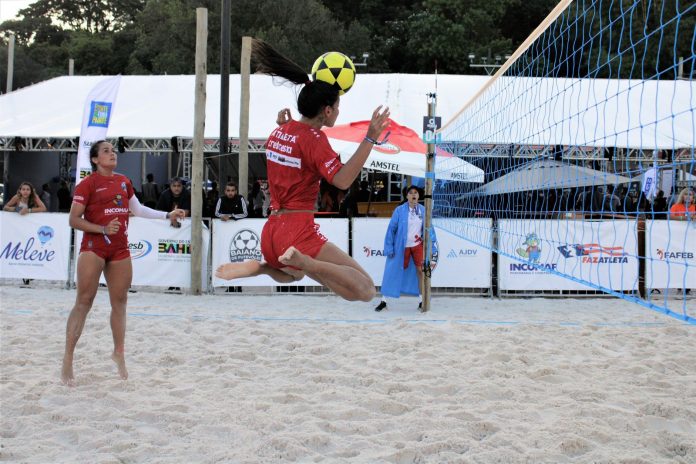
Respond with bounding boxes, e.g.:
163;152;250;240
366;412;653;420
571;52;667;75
432;0;695;322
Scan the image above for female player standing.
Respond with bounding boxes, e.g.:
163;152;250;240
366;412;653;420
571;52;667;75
61;140;185;385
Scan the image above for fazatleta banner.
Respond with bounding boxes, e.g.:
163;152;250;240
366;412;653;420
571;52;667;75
75;76;122;186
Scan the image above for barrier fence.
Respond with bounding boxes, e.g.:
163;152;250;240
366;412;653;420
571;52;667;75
1;212;693;300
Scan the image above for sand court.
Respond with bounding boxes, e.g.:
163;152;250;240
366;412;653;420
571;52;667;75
1;286;695;463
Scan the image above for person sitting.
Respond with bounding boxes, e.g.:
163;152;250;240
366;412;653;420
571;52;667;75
215;181;248;221
669;188;695;221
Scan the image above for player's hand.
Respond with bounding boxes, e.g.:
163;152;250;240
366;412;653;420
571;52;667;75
169;208;185;226
366;105;391;141
276;108;292;126
104;218;121;235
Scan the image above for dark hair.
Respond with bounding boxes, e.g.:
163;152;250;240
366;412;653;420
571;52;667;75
17;181;38;208
89;140;109;171
406;185;422;197
170;177;184;185
146;173;154;182
225;181;238;189
251;39;339;119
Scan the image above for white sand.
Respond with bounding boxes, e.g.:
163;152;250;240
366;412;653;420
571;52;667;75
1;286;695;463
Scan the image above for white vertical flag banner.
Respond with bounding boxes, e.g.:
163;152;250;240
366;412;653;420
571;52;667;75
75;76;122;185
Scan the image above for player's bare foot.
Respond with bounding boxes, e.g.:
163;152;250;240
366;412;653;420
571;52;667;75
215;261;261;280
278;246;306;269
111;351;128;380
61;356;75;386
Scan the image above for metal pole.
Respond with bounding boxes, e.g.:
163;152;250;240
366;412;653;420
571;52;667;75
68;58;74;76
190;7;208;295
238;36;251;199
6;33;15;93
219;0;231;184
421;93;437;313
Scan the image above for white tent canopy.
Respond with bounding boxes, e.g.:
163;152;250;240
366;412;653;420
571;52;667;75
0;74;693;149
465;159;633;197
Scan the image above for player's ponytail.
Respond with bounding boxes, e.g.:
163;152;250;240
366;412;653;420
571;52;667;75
251;39;338;119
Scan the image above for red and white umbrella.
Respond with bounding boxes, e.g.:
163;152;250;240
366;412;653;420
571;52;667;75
323;119;484;183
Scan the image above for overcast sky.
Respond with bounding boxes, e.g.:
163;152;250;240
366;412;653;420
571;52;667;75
0;0;33;24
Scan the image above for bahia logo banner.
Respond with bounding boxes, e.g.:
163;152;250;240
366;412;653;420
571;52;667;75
229;229;262;262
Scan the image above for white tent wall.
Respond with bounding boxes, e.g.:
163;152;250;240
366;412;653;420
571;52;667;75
0;74;692;149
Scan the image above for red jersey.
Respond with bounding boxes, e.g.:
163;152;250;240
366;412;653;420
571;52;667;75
265;120;343;210
73;172;134;249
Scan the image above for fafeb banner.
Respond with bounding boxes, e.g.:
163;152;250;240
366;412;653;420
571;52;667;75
211;218;349;287
74;218;209;287
352;218;492;288
498;219;638;291
0;212;71;281
645;220;696;289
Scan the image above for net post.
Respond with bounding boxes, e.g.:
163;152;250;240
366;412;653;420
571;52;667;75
422;93;437;313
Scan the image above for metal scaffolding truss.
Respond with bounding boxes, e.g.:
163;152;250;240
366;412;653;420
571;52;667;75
0;136;268;154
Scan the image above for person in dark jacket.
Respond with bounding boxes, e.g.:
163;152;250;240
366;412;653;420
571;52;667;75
215;181;248;221
156;177;191;217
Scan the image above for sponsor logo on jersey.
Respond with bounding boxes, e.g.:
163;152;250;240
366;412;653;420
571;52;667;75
266;150;302;169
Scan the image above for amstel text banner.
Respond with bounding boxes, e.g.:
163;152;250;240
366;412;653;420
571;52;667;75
645;220;696;289
0;212;71;281
498;219;638;291
211;218;349;287
352;218;492;288
74;218;209;287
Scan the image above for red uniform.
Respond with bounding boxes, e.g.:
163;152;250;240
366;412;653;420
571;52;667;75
262;120;343;268
73;172;134;262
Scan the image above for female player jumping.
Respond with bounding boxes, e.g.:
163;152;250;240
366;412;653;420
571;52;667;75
216;39;390;301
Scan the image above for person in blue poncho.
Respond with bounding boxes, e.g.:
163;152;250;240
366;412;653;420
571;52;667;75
375;186;437;311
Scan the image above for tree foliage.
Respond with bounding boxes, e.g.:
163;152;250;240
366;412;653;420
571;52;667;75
0;0;692;92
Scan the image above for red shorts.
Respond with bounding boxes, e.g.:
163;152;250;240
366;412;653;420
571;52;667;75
80;235;130;262
403;243;424;269
261;213;327;269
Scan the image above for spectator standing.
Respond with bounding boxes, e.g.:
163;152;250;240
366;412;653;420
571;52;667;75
375;186;437;312
141;173;160;208
156;177;191;217
57;181;72;212
215;181;248;221
40;183;52;212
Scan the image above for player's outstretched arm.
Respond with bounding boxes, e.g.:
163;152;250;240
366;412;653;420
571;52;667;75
331;105;390;190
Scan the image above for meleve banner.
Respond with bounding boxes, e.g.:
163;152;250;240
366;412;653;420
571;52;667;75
0;212;71;281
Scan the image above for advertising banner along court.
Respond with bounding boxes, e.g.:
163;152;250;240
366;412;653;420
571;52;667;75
0;212;71;281
211;218;349;287
645;220;696;289
498;219;638;292
352;218;492;288
74;218;209;287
